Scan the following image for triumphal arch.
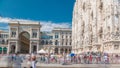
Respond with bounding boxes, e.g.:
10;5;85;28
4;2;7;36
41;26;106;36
7;21;41;54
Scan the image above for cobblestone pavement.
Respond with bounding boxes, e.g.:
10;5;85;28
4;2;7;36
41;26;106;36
22;63;120;68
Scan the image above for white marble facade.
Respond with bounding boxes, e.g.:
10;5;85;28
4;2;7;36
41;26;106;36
72;0;120;54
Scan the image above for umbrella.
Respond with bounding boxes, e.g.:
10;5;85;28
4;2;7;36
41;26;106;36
69;53;75;57
37;49;47;54
51;55;55;57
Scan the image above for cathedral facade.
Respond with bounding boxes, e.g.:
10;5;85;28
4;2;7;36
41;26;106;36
72;0;120;54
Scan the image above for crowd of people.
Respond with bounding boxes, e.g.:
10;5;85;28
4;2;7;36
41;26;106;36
0;52;37;68
0;52;120;68
37;52;120;64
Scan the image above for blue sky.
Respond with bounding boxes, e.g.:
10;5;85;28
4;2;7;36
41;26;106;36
0;0;75;22
0;0;75;31
0;0;75;23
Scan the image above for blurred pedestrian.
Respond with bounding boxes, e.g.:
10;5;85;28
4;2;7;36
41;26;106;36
104;55;107;64
31;55;37;68
89;54;92;64
27;55;31;68
13;53;22;68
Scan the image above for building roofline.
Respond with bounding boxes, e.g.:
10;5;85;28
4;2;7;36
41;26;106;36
9;21;41;27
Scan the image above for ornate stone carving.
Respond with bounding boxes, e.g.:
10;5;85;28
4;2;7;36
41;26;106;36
72;0;120;54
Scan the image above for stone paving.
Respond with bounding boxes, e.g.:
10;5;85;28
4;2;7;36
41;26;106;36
1;62;120;68
21;63;120;68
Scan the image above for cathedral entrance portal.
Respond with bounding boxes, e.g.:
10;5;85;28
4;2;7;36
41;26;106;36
19;31;30;53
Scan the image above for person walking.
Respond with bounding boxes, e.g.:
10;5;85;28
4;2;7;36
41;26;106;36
12;53;22;68
89;54;92;64
26;54;31;68
104;55;107;64
31;55;37;68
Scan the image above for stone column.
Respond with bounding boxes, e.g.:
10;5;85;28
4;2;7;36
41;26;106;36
64;48;66;54
119;6;120;30
30;28;32;53
53;33;55;45
112;43;114;54
59;39;61;46
59;33;61;46
7;42;10;54
58;48;61;54
67;48;69;54
15;42;18;53
29;42;32;53
53;48;55;54
112;3;115;32
7;26;11;54
37;41;39;53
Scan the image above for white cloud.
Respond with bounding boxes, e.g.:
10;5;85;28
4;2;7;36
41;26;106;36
40;21;71;31
0;17;36;23
0;17;71;31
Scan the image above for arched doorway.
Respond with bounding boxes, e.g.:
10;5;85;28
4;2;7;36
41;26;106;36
11;45;15;53
33;45;37;53
19;31;30;53
55;48;58;54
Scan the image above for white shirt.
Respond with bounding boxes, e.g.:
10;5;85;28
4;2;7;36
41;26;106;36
104;56;107;61
31;61;36;68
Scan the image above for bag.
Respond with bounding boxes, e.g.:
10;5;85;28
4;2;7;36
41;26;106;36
30;66;33;68
35;61;38;64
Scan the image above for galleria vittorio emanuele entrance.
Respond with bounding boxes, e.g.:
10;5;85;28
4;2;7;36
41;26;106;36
8;21;41;54
19;31;30;53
